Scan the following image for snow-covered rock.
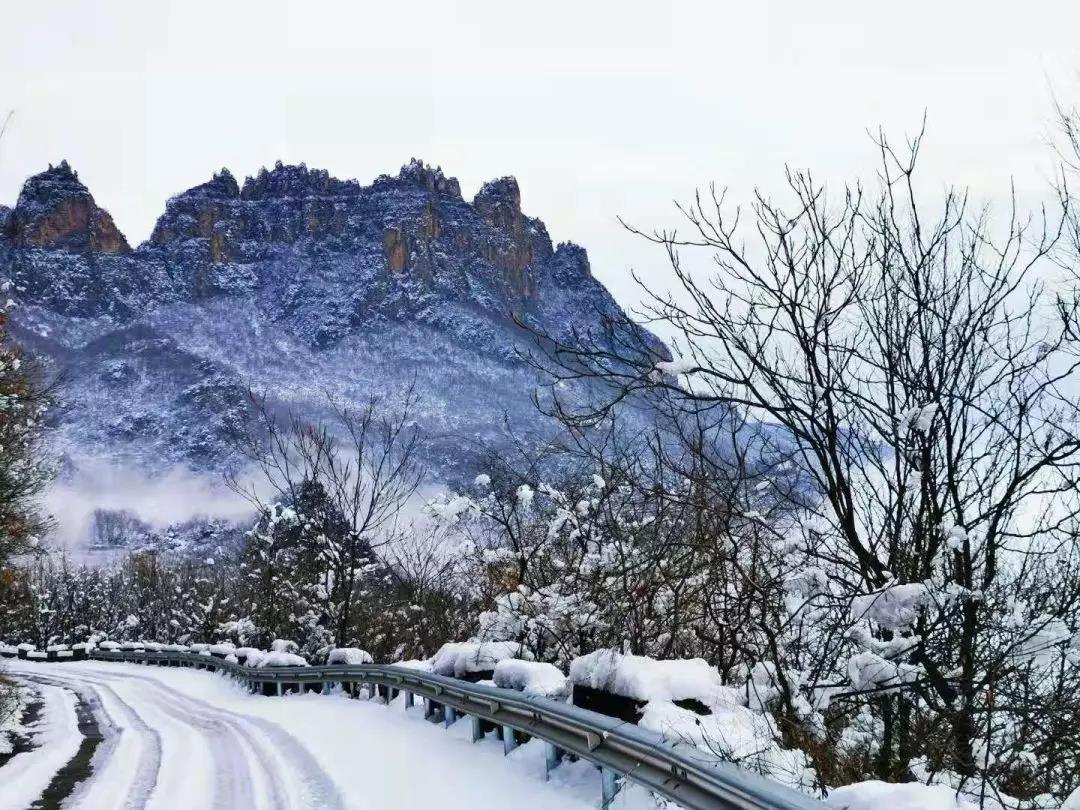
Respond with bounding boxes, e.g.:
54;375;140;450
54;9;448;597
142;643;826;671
493;660;570;700
569;649;737;705
236;647;266;666
255;651;308;668
430;641;530;678
327;648;373;666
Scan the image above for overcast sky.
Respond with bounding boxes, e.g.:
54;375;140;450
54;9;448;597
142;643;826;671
2;1;1079;309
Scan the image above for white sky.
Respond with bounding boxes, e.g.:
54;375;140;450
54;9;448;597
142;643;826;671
2;0;1079;309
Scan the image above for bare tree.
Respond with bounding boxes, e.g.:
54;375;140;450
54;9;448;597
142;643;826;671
226;384;424;648
526;124;1080;801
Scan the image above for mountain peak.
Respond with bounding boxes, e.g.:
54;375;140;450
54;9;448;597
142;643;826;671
176;169;241;201
11;160;130;254
386;158;462;199
240;162;361;201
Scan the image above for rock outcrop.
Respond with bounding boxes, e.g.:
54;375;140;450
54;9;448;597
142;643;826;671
9;161;130;254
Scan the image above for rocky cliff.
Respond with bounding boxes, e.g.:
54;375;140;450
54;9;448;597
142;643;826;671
0;158;661;480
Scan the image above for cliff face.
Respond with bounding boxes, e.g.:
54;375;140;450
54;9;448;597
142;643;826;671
0;158;661;478
9;161;129;254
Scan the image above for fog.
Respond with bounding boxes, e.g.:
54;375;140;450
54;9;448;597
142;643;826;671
44;457;261;555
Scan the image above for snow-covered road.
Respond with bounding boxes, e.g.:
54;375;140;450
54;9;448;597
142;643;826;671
1;660;646;809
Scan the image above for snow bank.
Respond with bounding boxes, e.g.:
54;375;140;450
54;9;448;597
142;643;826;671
393;658;432;672
97;641;119;650
493;660;570;700
119;641;144;651
189;643;210;653
209;642;237;656
328;648;373;665
430;641;530;678
639;700;811;789
16;643;35;652
142;641;163;652
45;644;69;652
826;781;975;810
569;649;737;705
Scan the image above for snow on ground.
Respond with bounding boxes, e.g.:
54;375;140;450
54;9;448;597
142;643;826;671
0;679;81;810
0;660;660;809
824;780;976;810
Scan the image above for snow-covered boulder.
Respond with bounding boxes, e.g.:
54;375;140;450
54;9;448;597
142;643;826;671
327;648;373;666
493;660;570;700
255;651;308;668
569;649;737;706
235;647;265;666
430;641;531;679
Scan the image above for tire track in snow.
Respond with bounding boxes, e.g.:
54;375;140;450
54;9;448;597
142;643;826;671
21;670;161;810
0;680;81;810
9;662;345;810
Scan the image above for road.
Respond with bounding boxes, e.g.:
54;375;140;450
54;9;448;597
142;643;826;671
0;660;628;809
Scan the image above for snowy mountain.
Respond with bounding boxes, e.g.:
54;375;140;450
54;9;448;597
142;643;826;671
0;159;661;485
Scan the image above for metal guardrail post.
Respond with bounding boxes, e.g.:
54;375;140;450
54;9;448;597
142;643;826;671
545;742;561;779
404;690;414;709
444;706;457;727
601;768;621;808
471;714;483;742
502;724;516;755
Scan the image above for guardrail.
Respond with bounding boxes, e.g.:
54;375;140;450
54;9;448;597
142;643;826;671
3;646;824;810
